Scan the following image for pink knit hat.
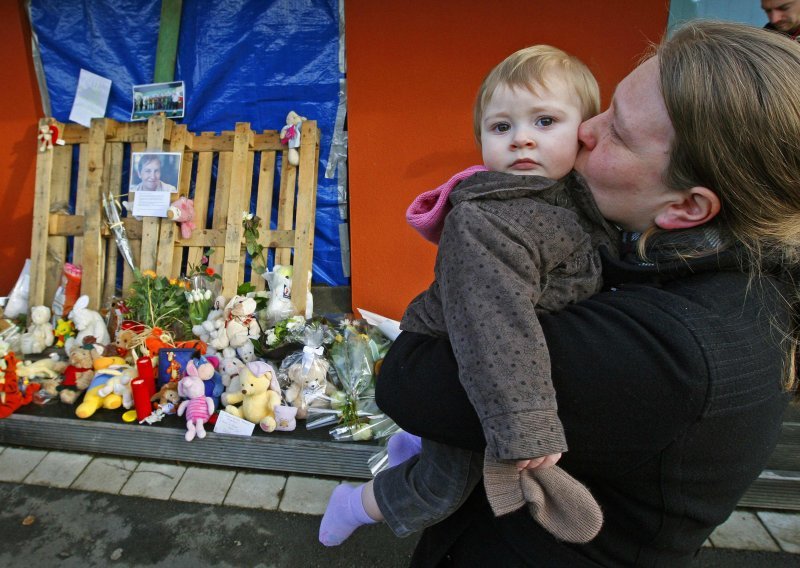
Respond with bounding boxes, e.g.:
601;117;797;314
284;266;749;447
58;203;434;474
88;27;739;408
405;165;487;244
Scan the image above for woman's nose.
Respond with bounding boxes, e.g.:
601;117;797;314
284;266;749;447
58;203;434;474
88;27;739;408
578;116;598;151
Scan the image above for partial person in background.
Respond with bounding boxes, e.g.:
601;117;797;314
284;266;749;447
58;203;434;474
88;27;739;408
762;0;800;40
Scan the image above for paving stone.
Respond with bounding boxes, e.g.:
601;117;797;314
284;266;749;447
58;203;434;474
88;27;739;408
224;471;286;510
171;466;236;505
709;510;780;551
72;457;139;494
0;447;47;482
757;511;800;553
120;461;186;500
278;476;340;515
24;451;91;488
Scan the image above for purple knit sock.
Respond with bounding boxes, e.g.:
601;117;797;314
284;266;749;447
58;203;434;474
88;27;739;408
387;431;422;467
319;484;376;546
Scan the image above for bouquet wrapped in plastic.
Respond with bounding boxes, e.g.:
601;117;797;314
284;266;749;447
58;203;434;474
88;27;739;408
306;319;397;442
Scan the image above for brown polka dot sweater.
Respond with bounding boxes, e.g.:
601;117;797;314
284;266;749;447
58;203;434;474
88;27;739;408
401;170;619;461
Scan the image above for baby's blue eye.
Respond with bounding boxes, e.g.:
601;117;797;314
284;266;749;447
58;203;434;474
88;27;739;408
535;117;554;127
492;122;510;133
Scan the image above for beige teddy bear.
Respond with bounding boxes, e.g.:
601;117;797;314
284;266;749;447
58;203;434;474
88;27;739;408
223;360;281;432
59;345;99;404
284;354;335;419
220;295;261;350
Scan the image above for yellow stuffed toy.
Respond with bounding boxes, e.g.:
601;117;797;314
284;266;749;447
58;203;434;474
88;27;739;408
223;361;281;432
75;357;128;419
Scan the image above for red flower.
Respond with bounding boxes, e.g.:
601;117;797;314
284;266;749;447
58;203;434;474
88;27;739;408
205;267;215;277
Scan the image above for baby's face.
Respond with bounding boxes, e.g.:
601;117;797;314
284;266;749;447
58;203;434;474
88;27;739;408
480;79;583;180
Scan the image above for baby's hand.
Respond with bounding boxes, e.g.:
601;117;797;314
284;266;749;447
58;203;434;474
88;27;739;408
515;453;562;471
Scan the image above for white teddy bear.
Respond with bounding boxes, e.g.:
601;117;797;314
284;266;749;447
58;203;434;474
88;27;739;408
192;295;227;355
220;295;261;349
20;305;55;355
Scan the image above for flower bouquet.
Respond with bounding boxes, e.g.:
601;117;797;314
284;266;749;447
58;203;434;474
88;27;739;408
122;270;191;342
306;319;397;442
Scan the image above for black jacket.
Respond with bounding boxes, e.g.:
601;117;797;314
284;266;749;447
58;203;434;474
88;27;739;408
376;246;791;567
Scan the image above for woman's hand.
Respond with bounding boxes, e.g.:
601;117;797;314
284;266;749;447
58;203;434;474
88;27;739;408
515;453;562;471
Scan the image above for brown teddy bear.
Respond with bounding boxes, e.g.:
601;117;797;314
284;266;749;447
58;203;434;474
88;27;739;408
59;345;98;404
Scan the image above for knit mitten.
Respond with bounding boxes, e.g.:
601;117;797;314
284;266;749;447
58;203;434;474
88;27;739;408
483;453;603;544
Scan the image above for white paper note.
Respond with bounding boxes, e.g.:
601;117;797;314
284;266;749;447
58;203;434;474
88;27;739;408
213;410;256;437
69;69;111;127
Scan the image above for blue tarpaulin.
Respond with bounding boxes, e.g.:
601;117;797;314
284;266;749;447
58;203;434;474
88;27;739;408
29;0;347;286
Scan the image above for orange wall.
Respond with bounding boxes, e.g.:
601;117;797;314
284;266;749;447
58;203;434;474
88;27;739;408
346;1;669;320
0;1;43;294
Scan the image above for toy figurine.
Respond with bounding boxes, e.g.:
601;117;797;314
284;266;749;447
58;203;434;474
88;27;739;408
20;305;55;355
280;110;306;166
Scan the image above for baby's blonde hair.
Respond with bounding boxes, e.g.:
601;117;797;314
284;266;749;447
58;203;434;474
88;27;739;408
473;45;600;144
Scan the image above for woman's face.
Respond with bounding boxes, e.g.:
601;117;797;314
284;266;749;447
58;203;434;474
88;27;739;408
574;57;677;232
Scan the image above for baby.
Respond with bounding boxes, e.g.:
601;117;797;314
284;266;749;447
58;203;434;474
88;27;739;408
321;45;617;546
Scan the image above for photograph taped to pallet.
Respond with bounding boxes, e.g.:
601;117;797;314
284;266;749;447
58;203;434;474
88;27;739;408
129;151;182;217
131;80;185;121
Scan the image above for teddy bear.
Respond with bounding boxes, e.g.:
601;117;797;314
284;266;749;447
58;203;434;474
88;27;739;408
177;362;215;441
59;344;99;404
236;340;256;363
192;295;227;355
215;295;260;352
279;110;306;166
166;196;196;240
65;295;111;353
37;124;53;152
284;352;335;419
20;305;55;355
223;360;281;432
112;327;138;362
263;265;313;326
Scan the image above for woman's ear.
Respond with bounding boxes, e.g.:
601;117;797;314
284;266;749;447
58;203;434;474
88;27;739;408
654;186;720;230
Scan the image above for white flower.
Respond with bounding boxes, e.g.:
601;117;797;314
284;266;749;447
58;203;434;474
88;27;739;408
204;289;212;300
242;211;254;221
266;330;278;346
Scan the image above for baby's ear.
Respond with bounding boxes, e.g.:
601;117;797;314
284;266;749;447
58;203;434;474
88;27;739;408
655;186;720;230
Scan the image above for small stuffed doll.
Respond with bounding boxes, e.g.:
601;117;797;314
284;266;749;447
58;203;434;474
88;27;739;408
279;110;306;166
37;124;53;152
20;305;55;355
274;404;298;432
54;318;76;349
177;363;215;441
166;196;196;240
151;381;180;414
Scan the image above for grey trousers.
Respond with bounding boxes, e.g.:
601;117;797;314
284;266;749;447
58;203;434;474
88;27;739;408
372;437;484;537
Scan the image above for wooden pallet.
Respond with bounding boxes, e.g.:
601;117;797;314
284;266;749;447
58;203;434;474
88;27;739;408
29;116;320;313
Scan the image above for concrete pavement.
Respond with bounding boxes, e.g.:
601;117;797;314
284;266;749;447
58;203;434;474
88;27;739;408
0;445;798;567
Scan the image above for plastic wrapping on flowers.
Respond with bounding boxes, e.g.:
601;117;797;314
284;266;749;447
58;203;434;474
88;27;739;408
306;320;398;442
